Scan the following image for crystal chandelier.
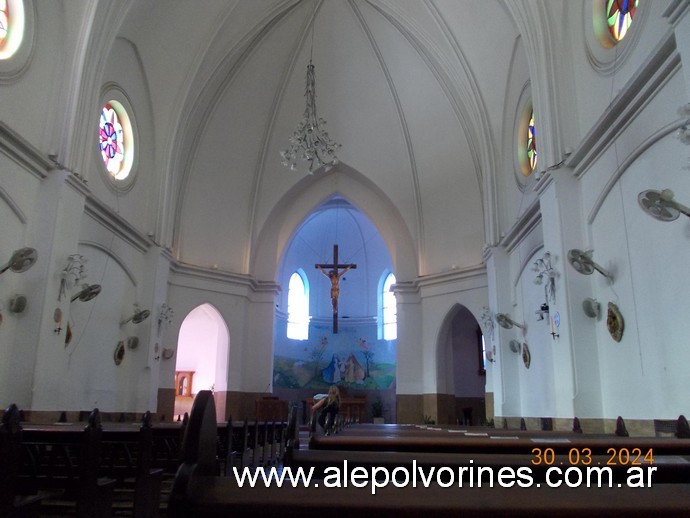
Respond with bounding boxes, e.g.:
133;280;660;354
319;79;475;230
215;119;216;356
281;59;341;173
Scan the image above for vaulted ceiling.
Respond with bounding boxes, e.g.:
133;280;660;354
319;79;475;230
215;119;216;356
114;0;521;278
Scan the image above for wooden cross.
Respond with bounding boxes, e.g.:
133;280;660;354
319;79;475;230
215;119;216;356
315;244;357;333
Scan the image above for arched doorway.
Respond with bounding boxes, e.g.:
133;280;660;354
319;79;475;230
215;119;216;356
174;303;229;420
437;305;486;425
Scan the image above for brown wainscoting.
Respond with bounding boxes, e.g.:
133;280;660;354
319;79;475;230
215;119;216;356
157;387;176;421
494;416;658;436
485;392;494;421
397;394;424;424
223;391;269;421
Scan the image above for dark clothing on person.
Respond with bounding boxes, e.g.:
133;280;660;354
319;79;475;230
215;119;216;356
318;400;339;430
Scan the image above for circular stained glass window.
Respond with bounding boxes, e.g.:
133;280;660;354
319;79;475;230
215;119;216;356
0;0;25;60
527;110;537;173
606;0;638;43
99;100;134;180
517;101;537;179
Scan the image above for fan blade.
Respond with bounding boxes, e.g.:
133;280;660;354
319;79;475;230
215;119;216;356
1;247;38;274
639;191;680;221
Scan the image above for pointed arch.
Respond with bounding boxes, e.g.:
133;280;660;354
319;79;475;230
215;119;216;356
379;271;397;340
252;162;417;283
174;302;230;420
435;303;485;425
286;269;309;340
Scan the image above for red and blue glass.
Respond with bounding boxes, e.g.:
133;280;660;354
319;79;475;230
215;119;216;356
0;0;9;46
607;0;638;41
527;111;537;172
99;104;124;176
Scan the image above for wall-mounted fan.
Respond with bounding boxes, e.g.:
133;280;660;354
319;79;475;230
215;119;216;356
71;284;101;302
582;298;600;319
495;313;525;330
0;247;37;275
121;305;151;326
508;339;522;353
638;189;690;222
567;249;613;281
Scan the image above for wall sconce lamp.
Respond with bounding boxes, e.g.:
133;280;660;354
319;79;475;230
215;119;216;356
157;303;174;337
638;189;690;222
496;313;526;330
121;304;150;326
567;249;613;281
532;251;557;302
479;306;495;339
59;254;87;301
71;283;101;302
535;303;550;321
1;247;37;275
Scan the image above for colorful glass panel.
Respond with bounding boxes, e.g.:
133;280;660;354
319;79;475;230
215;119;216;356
607;0;638;42
0;0;8;46
527;110;537;172
99;104;125;177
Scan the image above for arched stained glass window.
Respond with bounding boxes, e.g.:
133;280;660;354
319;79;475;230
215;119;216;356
287;271;309;340
382;273;397;340
607;0;638;42
99;100;134;181
527;110;537;172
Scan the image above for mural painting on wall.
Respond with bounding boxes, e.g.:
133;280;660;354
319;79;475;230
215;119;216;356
273;324;396;390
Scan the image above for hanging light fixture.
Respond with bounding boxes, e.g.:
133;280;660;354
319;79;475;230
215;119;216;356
280;20;341;173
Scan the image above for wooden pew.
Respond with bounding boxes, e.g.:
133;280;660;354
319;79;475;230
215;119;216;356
168;391;220;517
100;412;163;517
289;417;690;484
151;412;187;475
19;409;116;517
0;404;44;518
169;391;690;517
308;426;690;456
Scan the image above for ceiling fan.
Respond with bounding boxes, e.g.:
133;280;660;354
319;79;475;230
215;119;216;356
638;189;690;222
121;305;151;326
567;249;613;281
0;247;37;275
70;284;101;302
495;313;525;330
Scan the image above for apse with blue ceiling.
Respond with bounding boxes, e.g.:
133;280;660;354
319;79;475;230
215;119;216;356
273;196;396;396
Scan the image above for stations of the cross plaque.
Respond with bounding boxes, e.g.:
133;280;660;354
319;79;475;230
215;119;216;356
315;244;357;333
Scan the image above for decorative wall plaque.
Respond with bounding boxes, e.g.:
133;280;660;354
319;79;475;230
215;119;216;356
606;302;624;342
114;341;125;365
522;343;531;369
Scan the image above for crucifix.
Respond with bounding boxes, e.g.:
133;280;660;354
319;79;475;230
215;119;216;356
315;244;357;333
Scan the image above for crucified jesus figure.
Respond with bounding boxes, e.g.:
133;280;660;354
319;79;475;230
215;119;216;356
317;263;354;314
315;244;357;333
